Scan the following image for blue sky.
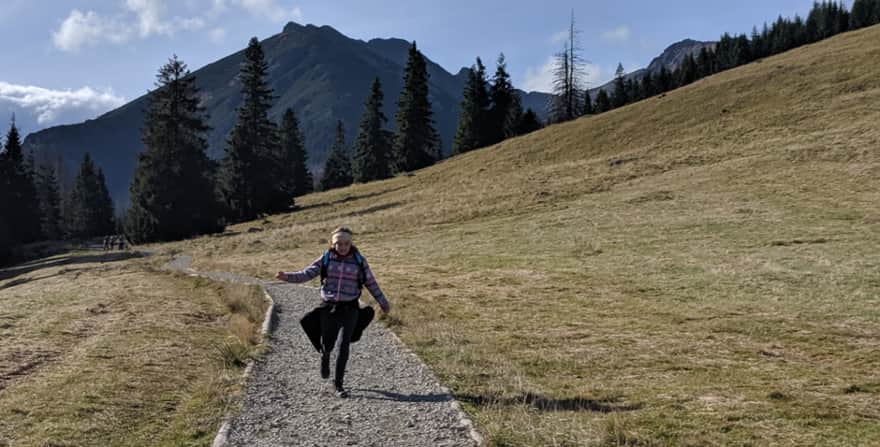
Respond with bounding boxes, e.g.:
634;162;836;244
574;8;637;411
0;0;818;136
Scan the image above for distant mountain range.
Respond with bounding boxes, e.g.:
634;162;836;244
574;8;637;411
22;22;711;209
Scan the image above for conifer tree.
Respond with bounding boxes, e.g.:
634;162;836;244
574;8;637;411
35;162;63;240
352;78;392;182
594;89;611;113
126;56;223;243
582;91;594;115
393;42;440;172
488;53;520;143
678;54;699;86
696;47;715;77
640;73;656;99
656;66;673;93
625;78;640;103
851;0;880;28
279;108;313;196
612;63;628;108
219;37;281;222
321;121;353;190
516;108;543;135
0;120;42;244
67;153;114;239
452;58;489;155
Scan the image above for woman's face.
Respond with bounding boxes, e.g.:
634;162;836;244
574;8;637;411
333;240;351;255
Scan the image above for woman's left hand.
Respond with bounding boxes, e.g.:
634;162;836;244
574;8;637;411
275;271;287;281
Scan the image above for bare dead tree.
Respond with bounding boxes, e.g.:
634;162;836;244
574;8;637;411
549;10;586;123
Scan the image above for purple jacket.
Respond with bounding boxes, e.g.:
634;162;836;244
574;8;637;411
281;249;390;312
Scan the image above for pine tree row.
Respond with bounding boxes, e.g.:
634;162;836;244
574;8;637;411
585;0;879;117
452;54;543;155
0;121;115;264
320;42;442;190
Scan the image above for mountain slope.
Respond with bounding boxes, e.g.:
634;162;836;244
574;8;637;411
22;23;552;209
167;24;880;446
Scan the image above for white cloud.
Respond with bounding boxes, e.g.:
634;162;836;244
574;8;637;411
237;0;303;22
52;9;132;52
522;57;555;93
601;26;631;43
0;82;126;125
522;58;603;93
52;1;302;51
53;1;207;52
209;27;227;43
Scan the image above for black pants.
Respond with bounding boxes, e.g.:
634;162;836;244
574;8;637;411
320;301;359;387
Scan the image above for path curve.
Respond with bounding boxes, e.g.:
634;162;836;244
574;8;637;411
168;255;481;447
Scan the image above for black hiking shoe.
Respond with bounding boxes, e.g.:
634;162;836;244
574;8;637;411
320;356;330;379
334;386;349;398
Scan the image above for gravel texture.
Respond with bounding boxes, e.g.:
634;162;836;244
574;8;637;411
168;256;479;447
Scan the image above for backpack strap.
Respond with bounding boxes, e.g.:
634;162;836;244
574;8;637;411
319;250;331;285
352;251;367;289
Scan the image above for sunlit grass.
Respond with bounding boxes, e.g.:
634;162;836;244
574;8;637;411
149;24;880;446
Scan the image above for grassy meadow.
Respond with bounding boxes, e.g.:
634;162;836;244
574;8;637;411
1;23;878;447
161;24;880;446
0;252;269;446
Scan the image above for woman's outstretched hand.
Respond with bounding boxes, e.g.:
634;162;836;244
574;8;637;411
275;271;287;281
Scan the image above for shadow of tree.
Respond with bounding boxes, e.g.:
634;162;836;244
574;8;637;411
295;185;409;212
456;392;642;413
0;251;146;283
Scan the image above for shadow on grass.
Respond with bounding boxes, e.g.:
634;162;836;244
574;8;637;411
0;251;146;283
456;392;642;413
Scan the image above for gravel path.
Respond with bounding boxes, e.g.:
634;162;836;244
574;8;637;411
168;255;479;447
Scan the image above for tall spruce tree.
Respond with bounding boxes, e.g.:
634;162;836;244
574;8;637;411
67;153;114;239
393;42;440;172
851;0;880;28
657;66;673;93
35;162;63;240
582;91;594;115
516;108;543;135
594;89;611;113
678;54;699;86
126;56;223;243
612;63;628;108
321;121;353;190
219;37;282;222
488;53;520;143
352;78;392;182
640;73;656;99
452;58;490;155
279;108;313;197
0;120;42;244
0;125;12;260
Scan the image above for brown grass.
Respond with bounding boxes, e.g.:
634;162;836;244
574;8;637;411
14;25;880;446
151;25;880;446
0;252;268;446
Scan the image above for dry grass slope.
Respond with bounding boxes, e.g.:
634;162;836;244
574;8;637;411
0;253;268;447
156;25;876;446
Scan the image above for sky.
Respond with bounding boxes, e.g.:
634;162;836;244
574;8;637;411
0;0;818;136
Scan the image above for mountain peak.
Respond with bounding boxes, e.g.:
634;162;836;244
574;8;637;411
646;38;717;73
282;21;304;33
